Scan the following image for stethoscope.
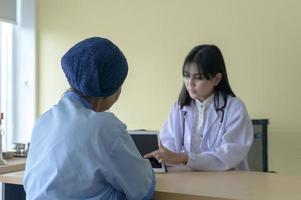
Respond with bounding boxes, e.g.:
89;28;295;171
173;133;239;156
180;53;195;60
180;97;227;152
180;111;187;153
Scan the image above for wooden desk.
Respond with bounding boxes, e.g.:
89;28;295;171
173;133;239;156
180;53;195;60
0;157;26;174
1;170;301;200
153;171;301;200
0;171;23;185
0;158;26;200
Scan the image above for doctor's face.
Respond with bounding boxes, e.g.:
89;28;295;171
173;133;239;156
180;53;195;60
183;64;222;102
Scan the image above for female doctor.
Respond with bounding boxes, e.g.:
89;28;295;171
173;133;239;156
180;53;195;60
145;45;253;171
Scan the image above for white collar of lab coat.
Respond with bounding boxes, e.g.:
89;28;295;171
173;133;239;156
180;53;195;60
180;92;226;133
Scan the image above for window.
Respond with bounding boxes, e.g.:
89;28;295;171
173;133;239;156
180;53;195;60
0;22;13;150
0;0;37;151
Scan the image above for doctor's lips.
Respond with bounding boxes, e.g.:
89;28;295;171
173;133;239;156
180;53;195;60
188;89;197;95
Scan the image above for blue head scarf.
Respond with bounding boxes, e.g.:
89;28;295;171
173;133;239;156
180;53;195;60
61;37;128;97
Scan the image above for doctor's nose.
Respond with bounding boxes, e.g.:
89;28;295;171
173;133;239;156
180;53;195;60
187;78;195;87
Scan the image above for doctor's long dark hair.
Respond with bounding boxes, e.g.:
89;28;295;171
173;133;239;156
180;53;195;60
178;45;236;112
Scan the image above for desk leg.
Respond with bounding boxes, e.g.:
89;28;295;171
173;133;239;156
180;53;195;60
2;183;25;200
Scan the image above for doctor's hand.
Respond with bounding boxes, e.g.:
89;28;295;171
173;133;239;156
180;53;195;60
143;144;188;165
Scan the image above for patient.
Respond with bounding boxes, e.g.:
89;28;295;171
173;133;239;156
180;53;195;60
24;37;155;200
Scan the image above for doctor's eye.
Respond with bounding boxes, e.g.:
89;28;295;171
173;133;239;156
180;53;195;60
194;74;204;80
183;72;190;79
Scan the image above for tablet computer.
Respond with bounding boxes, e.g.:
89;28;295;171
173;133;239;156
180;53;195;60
129;130;167;173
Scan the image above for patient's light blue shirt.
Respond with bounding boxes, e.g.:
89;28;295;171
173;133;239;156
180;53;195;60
23;92;155;200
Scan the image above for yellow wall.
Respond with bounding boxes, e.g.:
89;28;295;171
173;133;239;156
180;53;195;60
38;0;301;174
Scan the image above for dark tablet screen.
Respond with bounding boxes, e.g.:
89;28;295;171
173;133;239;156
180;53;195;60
130;133;163;168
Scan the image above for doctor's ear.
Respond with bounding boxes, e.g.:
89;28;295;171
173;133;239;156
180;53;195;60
212;73;222;86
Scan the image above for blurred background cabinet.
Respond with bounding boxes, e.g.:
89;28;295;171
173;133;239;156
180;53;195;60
248;119;269;172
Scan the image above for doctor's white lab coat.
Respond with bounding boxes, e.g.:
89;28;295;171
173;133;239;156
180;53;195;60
160;94;254;171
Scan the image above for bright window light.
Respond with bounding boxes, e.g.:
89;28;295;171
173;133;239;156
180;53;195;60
0;22;13;150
